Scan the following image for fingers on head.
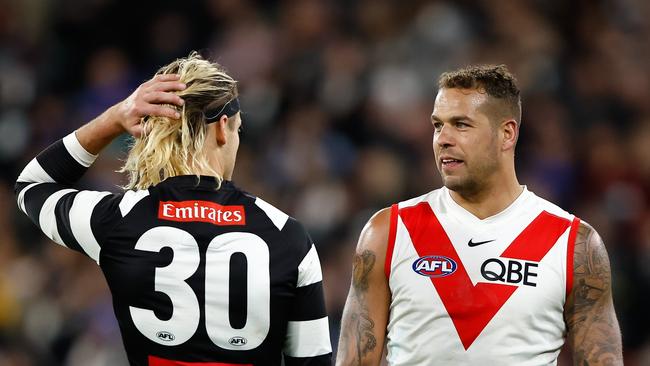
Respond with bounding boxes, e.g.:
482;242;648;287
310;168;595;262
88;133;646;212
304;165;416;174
154;73;181;82
151;80;187;93
146;105;181;120
144;75;185;94
144;91;184;107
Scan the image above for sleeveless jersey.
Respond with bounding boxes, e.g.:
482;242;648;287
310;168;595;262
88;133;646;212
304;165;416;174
384;187;580;365
15;132;332;366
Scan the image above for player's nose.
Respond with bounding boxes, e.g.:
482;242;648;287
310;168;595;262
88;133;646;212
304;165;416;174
435;124;455;147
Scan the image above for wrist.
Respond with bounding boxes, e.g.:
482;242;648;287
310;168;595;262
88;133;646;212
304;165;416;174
76;104;126;155
102;104;127;136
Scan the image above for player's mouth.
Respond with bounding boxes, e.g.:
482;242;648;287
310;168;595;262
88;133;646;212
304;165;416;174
440;157;464;170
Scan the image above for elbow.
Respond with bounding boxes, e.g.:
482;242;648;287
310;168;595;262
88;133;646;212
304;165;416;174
14;180;26;198
14;180;30;210
14;164;31;197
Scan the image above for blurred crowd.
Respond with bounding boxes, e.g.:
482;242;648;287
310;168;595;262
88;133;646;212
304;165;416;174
1;0;649;365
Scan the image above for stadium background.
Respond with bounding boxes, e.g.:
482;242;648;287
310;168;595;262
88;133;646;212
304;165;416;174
1;0;649;364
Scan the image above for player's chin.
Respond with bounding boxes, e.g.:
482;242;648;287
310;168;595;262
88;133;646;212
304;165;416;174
442;176;464;191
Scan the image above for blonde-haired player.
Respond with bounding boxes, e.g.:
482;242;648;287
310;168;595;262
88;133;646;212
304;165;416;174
16;53;331;366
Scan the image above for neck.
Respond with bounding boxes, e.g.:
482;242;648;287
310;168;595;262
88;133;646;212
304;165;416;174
201;125;229;179
448;173;523;220
207;152;225;176
187;151;227;180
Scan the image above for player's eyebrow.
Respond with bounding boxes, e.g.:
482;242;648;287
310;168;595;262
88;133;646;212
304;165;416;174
431;115;474;123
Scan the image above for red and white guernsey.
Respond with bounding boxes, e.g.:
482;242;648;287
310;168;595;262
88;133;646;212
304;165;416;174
385;187;580;365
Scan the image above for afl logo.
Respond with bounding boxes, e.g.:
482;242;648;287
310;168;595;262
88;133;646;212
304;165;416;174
229;336;247;346
156;331;175;342
412;255;457;277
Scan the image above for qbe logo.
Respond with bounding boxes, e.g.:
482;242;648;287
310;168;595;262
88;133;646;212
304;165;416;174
481;258;539;287
412;255;457;277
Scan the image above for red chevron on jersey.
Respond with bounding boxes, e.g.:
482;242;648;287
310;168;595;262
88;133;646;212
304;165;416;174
399;202;570;350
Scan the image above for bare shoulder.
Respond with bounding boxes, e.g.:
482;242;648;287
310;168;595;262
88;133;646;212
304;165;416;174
357;207;392;253
571;221;611;303
352;207;392;290
566;220;623;365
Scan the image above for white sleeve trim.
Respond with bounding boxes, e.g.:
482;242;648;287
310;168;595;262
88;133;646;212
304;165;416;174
119;190;150;217
255;198;289;230
69;191;111;263
284;317;331;357
16;159;54;183
62;131;98;167
297;244;323;288
38;188;77;247
17;182;42;213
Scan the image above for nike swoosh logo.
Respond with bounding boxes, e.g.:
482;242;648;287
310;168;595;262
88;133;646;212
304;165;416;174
467;239;495;247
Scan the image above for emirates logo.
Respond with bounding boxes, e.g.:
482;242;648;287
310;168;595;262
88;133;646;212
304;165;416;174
158;200;246;226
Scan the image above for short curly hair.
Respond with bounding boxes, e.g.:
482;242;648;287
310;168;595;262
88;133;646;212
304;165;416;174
438;64;521;125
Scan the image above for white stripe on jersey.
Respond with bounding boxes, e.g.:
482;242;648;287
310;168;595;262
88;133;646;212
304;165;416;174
17;182;42;213
38;188;76;246
297;244;323;288
283;317;331;357
119;190;150;217
17;159;54;183
69;190;111;263
62;132;97;167
255;198;289;230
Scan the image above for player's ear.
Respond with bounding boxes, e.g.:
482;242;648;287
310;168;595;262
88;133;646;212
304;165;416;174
501;118;518;151
215;115;229;146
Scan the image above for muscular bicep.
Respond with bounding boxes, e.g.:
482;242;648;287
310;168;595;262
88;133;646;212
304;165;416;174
564;221;623;365
336;208;391;366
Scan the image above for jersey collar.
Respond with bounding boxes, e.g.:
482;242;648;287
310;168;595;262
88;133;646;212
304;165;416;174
159;175;235;190
441;185;530;225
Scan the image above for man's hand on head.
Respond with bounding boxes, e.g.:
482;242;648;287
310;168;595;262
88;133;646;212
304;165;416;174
114;74;186;137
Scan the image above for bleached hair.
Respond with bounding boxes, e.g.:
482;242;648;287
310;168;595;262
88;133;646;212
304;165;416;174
120;52;238;190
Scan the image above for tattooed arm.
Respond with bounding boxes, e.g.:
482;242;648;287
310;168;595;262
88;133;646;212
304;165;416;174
336;208;391;366
564;221;623;365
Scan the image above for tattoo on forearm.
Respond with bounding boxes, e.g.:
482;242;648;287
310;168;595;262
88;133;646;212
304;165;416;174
340;249;378;365
566;223;623;365
352;310;377;361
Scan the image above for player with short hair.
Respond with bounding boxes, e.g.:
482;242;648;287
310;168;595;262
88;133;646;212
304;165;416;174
15;53;332;366
336;65;623;365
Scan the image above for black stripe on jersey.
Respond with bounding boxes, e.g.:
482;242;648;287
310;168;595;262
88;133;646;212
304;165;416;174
281;218;314;246
284;353;331;366
54;191;85;253
87;194;125;247
289;282;326;322
36;140;87;185
23;183;70;224
229;251;248;329
14;181;30;197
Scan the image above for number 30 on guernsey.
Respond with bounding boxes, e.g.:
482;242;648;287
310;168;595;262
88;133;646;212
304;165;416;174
129;227;270;350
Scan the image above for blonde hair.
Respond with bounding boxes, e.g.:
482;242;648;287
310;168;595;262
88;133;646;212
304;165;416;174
120;52;238;190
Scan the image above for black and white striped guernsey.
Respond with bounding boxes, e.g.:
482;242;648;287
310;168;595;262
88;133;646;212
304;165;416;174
15;132;332;366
